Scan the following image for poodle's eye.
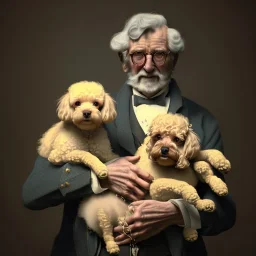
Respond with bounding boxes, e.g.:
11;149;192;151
93;101;99;107
174;137;181;143
154;134;162;140
74;101;81;107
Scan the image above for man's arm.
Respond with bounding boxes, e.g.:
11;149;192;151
22;155;93;210
197;112;236;235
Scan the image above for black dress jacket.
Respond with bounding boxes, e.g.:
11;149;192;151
22;79;236;256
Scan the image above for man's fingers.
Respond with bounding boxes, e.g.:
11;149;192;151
130;200;144;206
115;236;131;245
115;188;137;202
108;166;151;191
133;176;152;190
127;194;138;202
130;165;154;183
130;185;146;199
124;155;140;163
115;230;149;245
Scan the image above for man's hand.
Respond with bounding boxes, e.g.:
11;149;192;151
113;200;184;244
99;156;154;201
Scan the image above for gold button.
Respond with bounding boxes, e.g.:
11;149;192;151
65;182;70;187
60;183;65;189
65;168;71;173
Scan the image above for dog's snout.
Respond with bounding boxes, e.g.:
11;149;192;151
161;147;169;155
83;111;91;119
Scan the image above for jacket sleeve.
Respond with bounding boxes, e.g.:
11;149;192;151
22;155;94;210
197;112;236;236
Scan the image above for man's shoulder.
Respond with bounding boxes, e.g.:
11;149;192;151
181;96;223;150
182;96;217;122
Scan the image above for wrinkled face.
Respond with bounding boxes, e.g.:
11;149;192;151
69;84;105;130
123;26;175;97
148;131;186;166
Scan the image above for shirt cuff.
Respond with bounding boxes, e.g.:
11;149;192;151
170;199;201;230
90;157;120;194
91;171;108;194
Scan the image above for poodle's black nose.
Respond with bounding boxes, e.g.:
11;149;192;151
83;111;91;119
161;147;169;155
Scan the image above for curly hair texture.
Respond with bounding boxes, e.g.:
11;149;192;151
147;113;200;168
57;81;116;126
110;13;184;58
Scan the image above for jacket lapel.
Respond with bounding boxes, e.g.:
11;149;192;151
129;101;146;146
115;83;137;155
167;79;183;114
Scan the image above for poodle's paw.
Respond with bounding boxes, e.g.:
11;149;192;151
97;169;108;179
183;228;198;242
106;241;120;254
208;156;231;174
195;199;215;212
93;163;108;179
48;154;63;165
208;176;228;196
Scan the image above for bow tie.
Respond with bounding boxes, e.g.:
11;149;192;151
133;93;166;106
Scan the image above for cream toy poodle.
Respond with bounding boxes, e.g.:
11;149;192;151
38;81;118;179
79;113;231;254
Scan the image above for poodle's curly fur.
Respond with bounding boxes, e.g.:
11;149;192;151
38;81;118;179
146;113;200;169
79;113;231;253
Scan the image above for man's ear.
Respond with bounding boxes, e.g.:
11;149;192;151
122;63;129;73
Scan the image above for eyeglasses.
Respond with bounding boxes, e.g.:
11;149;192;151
129;51;172;67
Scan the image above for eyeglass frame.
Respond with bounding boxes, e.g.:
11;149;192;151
117;50;179;68
129;50;173;67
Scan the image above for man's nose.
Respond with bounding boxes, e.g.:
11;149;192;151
143;55;155;73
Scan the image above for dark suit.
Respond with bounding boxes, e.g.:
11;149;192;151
22;79;236;256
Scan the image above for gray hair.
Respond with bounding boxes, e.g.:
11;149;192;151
110;13;184;55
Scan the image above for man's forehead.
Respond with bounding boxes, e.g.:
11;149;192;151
129;26;168;51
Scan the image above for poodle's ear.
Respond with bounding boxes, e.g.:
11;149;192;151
143;136;151;146
57;91;73;122
101;93;117;123
144;136;152;153
176;130;200;169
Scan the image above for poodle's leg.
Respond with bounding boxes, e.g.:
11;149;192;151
150;178;215;212
193;161;228;196
183;228;198;242
64;150;108;179
195;149;231;174
48;149;64;164
97;208;120;254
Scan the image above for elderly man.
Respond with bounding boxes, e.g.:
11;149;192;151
22;13;236;256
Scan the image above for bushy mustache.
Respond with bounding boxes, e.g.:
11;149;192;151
127;68;171;96
128;70;167;83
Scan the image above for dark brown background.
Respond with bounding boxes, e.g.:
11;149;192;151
2;0;255;255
